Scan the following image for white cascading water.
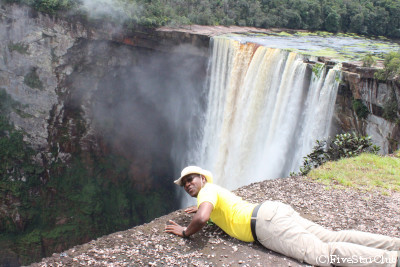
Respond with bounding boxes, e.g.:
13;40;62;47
190;36;341;190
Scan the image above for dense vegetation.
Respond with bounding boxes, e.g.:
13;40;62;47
3;0;400;38
375;51;400;81
0;89;44;233
295;132;380;176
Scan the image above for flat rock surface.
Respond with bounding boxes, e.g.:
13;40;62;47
31;176;400;266
157;25;287;37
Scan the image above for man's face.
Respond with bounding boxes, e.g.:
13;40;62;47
181;174;205;197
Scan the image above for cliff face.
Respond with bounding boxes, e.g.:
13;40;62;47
0;3;399;266
0;5;87;150
0;4;207;265
336;64;400;154
0;5;92;264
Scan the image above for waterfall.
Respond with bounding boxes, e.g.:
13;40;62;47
187;36;341;191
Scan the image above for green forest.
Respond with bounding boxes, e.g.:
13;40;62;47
4;0;400;38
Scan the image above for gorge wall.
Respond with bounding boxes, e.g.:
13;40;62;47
0;3;399;266
0;4;207;265
337;63;400;154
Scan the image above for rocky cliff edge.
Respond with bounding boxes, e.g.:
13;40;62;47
31;176;400;267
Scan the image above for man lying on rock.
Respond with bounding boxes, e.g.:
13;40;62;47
165;166;400;267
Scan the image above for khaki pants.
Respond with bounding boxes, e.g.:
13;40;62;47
255;201;400;266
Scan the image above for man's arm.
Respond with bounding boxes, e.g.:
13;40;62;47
165;201;213;237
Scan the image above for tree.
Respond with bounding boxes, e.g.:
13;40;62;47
325;11;340;32
365;6;389;36
283;9;302;29
349;13;365;34
384;1;400;38
361;53;376;67
293;0;322;30
374;51;400;81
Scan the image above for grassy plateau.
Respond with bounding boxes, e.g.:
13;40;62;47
308;151;400;195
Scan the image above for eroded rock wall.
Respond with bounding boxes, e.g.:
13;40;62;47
0;5;89;151
336;64;400;154
0;4;207;265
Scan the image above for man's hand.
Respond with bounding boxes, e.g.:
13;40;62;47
165;202;213;238
165;220;185;237
184;206;198;213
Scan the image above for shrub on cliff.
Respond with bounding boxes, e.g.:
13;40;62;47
374;51;400;81
296;133;380;176
352;99;369;119
382;95;399;123
361;53;377;67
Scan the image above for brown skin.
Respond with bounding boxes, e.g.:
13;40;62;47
165;174;214;237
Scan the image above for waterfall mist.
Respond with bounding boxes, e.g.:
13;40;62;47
64;40;207;195
186;36;341;193
79;0;143;23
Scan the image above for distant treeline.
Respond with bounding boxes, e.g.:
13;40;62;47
4;0;400;38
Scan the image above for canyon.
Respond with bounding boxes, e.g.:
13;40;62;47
0;3;399;265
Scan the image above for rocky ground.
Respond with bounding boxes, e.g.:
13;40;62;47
31;176;400;267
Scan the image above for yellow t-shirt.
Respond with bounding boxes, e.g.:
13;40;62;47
197;183;257;242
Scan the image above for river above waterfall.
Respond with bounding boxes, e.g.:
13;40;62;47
224;32;400;62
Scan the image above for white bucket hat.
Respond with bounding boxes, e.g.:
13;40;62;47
174;166;213;186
